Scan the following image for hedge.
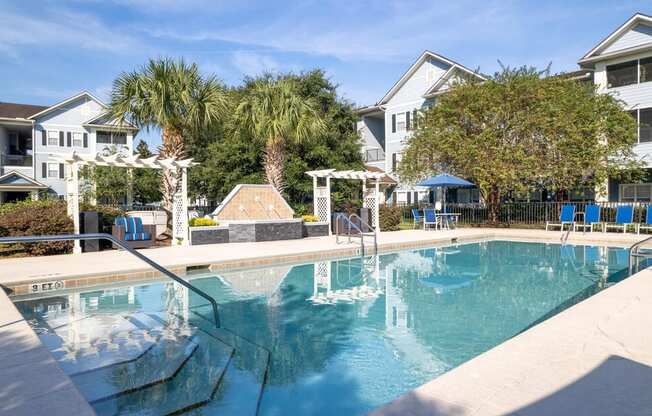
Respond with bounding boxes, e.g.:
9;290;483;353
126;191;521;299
379;205;401;231
0;199;74;256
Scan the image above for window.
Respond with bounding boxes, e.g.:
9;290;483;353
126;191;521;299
396;113;406;132
47;131;59;146
97;131;112;144
607;60;638;88
113;132;127;145
72;132;83;147
97;130;127;145
47;163;59;178
640;57;652;83
621;183;652;202
640;108;652;143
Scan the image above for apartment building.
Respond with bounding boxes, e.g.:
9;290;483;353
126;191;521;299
0;92;137;204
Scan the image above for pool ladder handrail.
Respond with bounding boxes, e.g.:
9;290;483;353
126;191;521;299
334;213;377;256
0;233;221;328
628;235;652;275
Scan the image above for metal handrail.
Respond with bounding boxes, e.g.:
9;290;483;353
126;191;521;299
628;235;652;275
335;213;365;255
348;213;378;256
0;233;221;328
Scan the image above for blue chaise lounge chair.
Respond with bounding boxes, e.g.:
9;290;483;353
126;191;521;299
112;216;156;248
604;205;634;234
574;204;601;232
546;204;576;231
411;208;423;229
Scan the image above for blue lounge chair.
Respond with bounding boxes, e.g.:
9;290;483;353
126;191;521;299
423;208;439;230
411;208;423;229
574;204;601;232
546;204;576;231
604;205;634;233
112;216;156;248
638;205;652;234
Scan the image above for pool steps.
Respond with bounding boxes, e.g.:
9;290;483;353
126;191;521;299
34;310;268;415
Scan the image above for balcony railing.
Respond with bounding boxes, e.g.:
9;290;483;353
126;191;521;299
362;148;385;162
0;153;32;167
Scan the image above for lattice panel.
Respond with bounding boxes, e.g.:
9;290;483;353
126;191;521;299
173;193;185;239
365;196;378;227
315;196;329;222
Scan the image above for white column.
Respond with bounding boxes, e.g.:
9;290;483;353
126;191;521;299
181;167;189;246
326;176;332;236
30;190;39;201
312;176;318;217
126;168;134;206
66;162;81;254
362;178;367;208
375;179;380;233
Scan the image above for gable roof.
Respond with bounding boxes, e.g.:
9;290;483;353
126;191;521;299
0;170;48;190
0;102;48;119
579;13;652;64
378;51;485;105
28;91;107;120
82;111;138;131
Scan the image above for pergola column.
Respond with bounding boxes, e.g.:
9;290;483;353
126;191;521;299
66;162;81;254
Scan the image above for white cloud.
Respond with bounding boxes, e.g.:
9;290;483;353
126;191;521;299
0;5;140;56
230;51;281;77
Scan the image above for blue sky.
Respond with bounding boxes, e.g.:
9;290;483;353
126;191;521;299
1;0;650;147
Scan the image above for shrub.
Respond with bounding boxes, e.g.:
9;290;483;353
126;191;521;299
189;217;218;227
0;200;74;256
301;214;320;223
379;205;401;231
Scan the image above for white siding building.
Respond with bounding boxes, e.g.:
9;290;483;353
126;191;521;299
579;13;652;202
0;92;137;204
356;51;485;205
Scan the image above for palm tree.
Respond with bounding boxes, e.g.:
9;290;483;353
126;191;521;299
234;77;326;193
110;58;227;236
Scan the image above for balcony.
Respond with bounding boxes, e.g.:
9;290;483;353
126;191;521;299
1;154;32;167
363;148;385;162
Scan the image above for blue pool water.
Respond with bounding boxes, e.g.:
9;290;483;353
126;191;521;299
13;240;633;415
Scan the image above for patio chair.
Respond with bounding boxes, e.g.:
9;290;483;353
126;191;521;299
423;208;440;230
638;205;652;234
545;204;576;231
573;204;601;232
411;208;423;229
112;216;156;249
604;205;634;234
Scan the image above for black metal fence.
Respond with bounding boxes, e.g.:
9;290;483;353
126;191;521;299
399;201;652;227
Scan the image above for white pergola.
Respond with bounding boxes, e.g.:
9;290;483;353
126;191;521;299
306;169;391;233
52;151;197;253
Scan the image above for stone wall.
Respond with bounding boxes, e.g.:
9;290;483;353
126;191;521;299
302;222;330;238
189;226;229;245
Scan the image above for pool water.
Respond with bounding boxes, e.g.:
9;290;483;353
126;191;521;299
14;240;632;415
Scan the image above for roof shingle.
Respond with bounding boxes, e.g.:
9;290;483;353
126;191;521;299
0;102;49;119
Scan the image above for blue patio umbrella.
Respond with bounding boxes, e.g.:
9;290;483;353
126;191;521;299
417;173;474;209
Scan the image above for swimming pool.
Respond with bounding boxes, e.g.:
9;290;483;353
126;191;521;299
13;240;633;415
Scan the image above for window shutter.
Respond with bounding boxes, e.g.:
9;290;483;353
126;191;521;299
406;111;411;130
59;163;64;179
391;114;396;133
42;130;47;146
413;110;418;129
59;131;64;147
83;133;88;148
392;153;397;171
67;132;72;147
42;163;47;178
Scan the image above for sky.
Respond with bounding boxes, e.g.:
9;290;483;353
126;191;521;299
1;0;650;148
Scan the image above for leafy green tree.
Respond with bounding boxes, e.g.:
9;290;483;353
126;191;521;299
190;70;364;212
133;140;162;204
109;58;228;233
399;65;642;222
233;75;327;193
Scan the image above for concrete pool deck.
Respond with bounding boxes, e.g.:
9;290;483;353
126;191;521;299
1;227;651;416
